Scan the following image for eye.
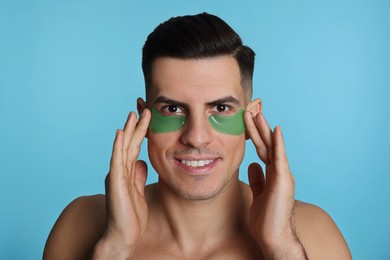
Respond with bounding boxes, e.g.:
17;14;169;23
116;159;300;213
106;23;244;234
162;105;184;115
212;104;231;113
217;104;227;112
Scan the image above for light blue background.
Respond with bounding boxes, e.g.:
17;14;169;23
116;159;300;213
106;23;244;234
1;0;389;259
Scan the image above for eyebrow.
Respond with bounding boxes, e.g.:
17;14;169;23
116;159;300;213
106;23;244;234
153;95;241;108
206;96;241;107
153;96;188;109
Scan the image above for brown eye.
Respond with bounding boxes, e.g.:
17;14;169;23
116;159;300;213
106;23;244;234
168;105;178;113
216;104;228;112
162;104;184;115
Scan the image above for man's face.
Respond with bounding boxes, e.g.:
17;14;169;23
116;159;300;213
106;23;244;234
146;56;247;200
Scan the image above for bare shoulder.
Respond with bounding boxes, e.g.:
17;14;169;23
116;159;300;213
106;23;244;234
293;200;352;260
43;194;107;260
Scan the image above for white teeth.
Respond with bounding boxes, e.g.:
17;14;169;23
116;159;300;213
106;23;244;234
181;159;213;167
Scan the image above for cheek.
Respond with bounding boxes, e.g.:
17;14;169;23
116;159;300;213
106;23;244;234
147;133;177;167
147;132;177;150
230;134;246;147
220;135;246;160
147;137;163;175
232;136;246;159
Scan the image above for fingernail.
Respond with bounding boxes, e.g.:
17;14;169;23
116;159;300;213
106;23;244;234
116;129;120;137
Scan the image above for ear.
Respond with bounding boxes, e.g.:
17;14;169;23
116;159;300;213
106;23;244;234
246;98;262;116
137;97;149;139
245;98;262;140
137;97;147;115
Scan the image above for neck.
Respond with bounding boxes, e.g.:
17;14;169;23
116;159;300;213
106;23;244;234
155;176;249;253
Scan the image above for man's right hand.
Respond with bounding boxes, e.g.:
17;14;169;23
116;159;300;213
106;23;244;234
93;109;151;259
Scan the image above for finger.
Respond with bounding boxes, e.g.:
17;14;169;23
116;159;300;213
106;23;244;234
108;130;125;198
273;126;291;178
122;112;137;164
110;129;124;173
127;109;151;162
248;162;266;198
244;111;268;163
255;113;274;164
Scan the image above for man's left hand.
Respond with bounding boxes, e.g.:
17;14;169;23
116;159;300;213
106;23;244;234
244;110;307;259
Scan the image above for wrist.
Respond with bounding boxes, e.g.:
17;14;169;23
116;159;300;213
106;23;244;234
92;237;135;260
262;240;307;260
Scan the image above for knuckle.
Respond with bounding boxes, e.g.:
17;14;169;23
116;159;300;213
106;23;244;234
129;144;141;157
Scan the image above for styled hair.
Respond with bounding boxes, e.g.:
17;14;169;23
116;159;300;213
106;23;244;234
142;12;255;102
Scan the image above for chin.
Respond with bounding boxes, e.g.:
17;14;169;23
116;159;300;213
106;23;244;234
178;189;220;201
172;177;232;201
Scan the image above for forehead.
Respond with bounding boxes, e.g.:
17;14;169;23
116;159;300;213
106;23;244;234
149;56;244;105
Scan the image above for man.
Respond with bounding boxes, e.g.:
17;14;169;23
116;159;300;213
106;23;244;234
44;13;351;259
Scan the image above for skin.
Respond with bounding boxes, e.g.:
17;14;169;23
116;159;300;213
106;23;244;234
43;56;352;259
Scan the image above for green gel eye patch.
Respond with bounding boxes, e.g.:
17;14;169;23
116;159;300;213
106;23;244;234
208;109;246;135
150;107;186;133
149;107;246;135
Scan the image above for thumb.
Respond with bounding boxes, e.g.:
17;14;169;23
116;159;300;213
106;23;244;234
248;162;265;198
134;160;148;197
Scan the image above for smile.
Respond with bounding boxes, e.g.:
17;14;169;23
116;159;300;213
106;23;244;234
180;159;214;167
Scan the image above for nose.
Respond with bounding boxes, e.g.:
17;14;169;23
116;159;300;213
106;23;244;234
180;112;213;148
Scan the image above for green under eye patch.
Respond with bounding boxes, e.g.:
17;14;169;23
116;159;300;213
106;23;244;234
208;110;246;135
149;107;186;133
149;107;246;135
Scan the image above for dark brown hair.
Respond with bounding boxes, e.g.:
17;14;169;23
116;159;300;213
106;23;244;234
142;12;255;102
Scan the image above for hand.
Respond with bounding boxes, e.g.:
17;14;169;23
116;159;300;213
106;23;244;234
244;111;307;259
93;110;151;259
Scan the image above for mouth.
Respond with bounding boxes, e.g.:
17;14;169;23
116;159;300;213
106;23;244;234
180;159;214;168
174;157;219;174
